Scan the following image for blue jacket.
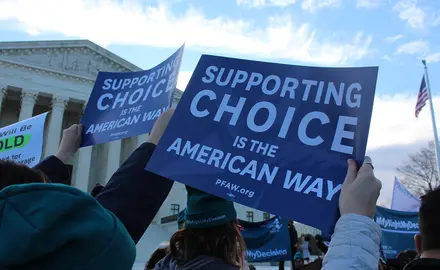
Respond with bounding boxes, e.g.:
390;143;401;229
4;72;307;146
322;214;382;270
36;143;174;244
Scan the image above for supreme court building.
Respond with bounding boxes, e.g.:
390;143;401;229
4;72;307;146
0;40;319;264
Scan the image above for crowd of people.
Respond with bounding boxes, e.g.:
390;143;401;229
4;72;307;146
0;109;439;270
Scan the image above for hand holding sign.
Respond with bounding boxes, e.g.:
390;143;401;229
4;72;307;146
54;124;83;163
339;157;382;218
147;109;175;146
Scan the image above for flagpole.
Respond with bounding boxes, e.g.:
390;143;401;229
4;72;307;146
422;60;440;177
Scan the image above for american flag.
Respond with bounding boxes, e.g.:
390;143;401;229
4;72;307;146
415;76;429;118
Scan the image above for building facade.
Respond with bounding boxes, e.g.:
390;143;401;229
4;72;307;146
0;40;320;264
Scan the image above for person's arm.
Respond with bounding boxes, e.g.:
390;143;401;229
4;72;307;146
34;124;82;184
322;157;382;270
322;214;381;269
96;110;175;244
34;155;70;183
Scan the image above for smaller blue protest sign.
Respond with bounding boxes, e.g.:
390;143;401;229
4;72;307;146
240;217;291;262
146;54;378;233
375;206;419;260
81;45;184;147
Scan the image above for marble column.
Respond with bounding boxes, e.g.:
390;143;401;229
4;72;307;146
19;90;38;121
44;95;68;157
104;140;122;182
0;85;7;117
73;103;93;191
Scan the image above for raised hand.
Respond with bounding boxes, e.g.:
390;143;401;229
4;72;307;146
54;124;83;163
147;109;175;145
339;157;382;218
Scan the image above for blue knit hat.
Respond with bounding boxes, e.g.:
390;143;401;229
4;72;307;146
185;185;237;228
0;183;136;270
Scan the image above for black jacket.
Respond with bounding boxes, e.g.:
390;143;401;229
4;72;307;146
404;258;440;270
35;155;70;184
96;142;173;243
35;143;174;244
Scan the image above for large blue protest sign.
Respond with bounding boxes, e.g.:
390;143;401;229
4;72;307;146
240;217;291;262
375;206;418;260
81;45;184;147
146;55;378;233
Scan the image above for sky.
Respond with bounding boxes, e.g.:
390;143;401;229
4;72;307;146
1;0;440;206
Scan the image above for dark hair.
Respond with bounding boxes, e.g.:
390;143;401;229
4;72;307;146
91;184;104;198
315;234;323;242
0;160;46;190
304;234;311;241
397;250;417;263
145;245;170;270
169;221;246;267
248;265;256;270
419;188;440;251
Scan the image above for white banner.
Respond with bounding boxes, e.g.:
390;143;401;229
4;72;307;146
0;113;48;167
391;176;420;212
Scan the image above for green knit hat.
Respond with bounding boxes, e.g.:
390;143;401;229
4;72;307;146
0;183;136;270
294;252;304;261
185;185;237;228
177;209;186;229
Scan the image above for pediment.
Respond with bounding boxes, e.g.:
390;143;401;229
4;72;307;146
0;40;141;81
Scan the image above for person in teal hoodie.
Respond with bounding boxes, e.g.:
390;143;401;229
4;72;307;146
154;185;246;270
0;160;136;270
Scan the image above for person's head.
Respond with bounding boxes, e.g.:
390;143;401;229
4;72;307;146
397;249;417;264
145;243;170;270
0;160;46;190
294;252;304;267
415;188;440;258
315;234;323;242
304;234;311;242
0;182;136;269
91;183;104;198
248;265;256;270
169;186;245;267
177;209;186;230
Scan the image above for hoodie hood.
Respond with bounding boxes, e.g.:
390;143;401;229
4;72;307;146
154;255;239;270
0;183;136;270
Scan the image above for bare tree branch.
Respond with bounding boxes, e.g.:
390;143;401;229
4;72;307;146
397;141;440;196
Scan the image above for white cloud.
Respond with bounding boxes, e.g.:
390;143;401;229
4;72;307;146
368;142;428;206
385;34;404;43
395;40;430;55
237;0;341;11
382;54;393;62
356;0;381;9
426;52;440;63
393;0;425;29
302;0;341;12
236;0;298;8
0;0;372;66
367;94;439;151
367;94;440;205
177;71;193;91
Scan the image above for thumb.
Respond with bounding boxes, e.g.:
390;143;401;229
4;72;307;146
343;159;358;185
77;124;83;136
